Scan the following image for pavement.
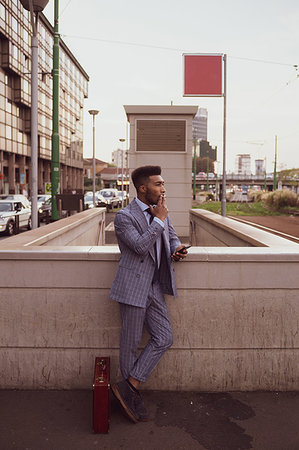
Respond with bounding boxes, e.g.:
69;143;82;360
1;389;299;449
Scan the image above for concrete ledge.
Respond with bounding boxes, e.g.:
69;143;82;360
190;209;298;247
0;208;106;248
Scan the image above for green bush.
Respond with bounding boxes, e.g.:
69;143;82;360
265;189;298;210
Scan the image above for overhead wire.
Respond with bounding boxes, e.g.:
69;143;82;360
60;33;298;69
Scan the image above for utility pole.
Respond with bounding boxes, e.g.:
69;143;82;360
221;54;227;216
273;135;277;191
206;156;209;192
51;0;60;220
264;157;267;191
88;110;99;206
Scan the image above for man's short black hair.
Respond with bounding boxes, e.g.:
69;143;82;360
131;165;161;191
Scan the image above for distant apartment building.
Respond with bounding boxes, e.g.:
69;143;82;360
235;154;251;175
112;148;127;169
0;1;89;195
192;107;207;142
255;159;264;176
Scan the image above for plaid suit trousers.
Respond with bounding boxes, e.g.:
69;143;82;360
119;280;173;383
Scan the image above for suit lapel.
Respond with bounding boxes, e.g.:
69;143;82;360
130;198;155;261
130;198;148;232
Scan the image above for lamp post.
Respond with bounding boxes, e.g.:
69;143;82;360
119;138;125;208
51;0;60;221
20;0;49;229
88;110;99;206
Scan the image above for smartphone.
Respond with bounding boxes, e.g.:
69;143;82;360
176;245;191;254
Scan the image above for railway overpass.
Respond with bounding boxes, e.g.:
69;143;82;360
196;173;299;191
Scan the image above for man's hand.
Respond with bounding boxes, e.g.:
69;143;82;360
150;195;168;221
171;245;188;262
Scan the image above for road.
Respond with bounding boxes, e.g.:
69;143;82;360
231;191;248;202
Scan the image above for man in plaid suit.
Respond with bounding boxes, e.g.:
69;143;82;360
110;165;188;423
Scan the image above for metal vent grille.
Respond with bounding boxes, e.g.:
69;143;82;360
136;120;186;152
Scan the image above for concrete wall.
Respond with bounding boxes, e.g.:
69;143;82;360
0;246;299;391
0;208;106;249
1;207;298;391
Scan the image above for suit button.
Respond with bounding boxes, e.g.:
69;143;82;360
136;274;140;278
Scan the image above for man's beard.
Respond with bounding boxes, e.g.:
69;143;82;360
144;190;157;206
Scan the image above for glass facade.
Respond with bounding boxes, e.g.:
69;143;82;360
0;0;89;194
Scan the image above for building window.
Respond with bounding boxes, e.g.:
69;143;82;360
6;99;12;113
12;16;18;33
23;79;29;94
0;4;5;20
23;29;29;45
12;44;19;60
6;125;12;139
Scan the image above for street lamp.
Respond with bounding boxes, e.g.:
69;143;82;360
20;0;49;229
88;110;99;206
119;138;125;208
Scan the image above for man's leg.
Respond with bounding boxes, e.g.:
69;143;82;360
129;281;173;383
119;302;146;380
113;284;173;422
111;302;147;423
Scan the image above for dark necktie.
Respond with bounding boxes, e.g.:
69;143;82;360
146;208;154;224
146;208;159;281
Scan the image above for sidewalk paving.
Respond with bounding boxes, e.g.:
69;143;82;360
1;389;299;449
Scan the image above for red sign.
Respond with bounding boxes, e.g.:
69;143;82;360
183;54;223;97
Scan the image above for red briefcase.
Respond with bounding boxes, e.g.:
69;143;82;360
93;356;110;433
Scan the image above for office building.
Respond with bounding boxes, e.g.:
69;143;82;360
0;0;89;195
112;148;126;169
235;154;251;175
192;107;207;142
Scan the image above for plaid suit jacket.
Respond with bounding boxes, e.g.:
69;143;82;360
110;198;181;307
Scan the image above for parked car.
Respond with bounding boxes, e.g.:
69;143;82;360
117;190;129;206
0;199;31;235
38;197;52;223
84;193;107;209
99;189;121;209
0;194;31;209
37;194;51;209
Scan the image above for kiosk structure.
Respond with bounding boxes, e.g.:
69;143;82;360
124;105;198;239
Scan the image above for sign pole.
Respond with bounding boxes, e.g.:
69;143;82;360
193;138;197;200
221;54;227;217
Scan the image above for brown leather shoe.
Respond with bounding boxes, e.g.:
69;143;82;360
111;380;139;423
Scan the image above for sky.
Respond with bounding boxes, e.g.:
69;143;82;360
43;0;299;174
